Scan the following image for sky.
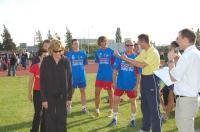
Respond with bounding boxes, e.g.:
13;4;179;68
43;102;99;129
0;0;200;46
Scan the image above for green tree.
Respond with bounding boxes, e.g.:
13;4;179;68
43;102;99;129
47;30;53;40
195;28;200;46
35;30;43;49
65;27;73;50
0;41;3;50
1;25;16;51
115;27;122;43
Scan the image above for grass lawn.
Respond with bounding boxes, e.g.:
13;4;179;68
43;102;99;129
0;74;200;132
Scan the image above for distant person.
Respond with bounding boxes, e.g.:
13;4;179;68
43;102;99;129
40;40;72;132
8;52;17;76
28;49;48;132
66;39;88;114
108;39;141;128
93;36;115;118
168;28;200;132
21;51;28;69
32;39;50;65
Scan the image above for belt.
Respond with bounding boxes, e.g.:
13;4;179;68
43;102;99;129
175;95;186;99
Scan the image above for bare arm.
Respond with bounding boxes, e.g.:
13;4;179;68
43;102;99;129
112;69;118;88
28;73;34;102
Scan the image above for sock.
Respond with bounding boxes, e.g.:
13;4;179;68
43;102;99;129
113;112;118;120
96;108;100;113
82;105;86;109
131;113;136;120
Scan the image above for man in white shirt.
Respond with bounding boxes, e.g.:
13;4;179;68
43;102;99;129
168;28;200;132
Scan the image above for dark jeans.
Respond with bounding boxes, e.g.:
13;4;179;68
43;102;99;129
30;90;42;132
8;65;16;76
45;94;66;132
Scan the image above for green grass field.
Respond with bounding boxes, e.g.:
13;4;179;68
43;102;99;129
0;74;200;132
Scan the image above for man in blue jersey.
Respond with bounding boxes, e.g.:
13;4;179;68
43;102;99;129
66;39;88;113
108;39;141;127
94;36;115;118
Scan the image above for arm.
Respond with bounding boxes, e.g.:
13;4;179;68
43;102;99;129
124;58;147;68
112;69;118;89
28;73;34;102
40;60;47;102
66;60;73;101
135;73;141;92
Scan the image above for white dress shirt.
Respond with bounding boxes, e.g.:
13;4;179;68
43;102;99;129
170;45;200;97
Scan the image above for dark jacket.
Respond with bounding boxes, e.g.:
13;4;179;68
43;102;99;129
40;55;72;102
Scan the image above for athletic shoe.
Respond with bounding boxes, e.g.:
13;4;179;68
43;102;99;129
82;107;88;113
93;112;100;118
130;120;136;128
108;118;117;126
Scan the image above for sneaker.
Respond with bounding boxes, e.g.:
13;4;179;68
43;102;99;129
108;118;117;126
107;111;113;117
130;120;136;128
82;107;88;113
93;112;100;118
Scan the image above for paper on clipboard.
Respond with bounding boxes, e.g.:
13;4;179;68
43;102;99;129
153;67;174;86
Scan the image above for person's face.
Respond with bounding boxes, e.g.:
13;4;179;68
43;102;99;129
72;41;79;51
134;45;139;51
125;41;134;52
39;52;48;61
137;40;146;49
43;42;50;50
177;33;189;50
52;48;62;58
100;39;107;49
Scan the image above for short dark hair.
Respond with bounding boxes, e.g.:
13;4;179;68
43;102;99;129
43;39;50;44
72;39;78;44
179;28;196;44
171;41;179;48
97;36;107;46
38;49;48;57
138;34;149;44
134;43;139;47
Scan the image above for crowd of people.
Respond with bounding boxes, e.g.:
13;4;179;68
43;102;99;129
26;28;200;132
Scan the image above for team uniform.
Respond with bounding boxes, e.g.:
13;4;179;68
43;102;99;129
95;48;115;90
113;52;140;98
66;50;88;88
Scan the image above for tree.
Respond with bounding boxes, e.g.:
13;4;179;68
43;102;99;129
1;25;16;51
47;30;53;40
54;32;61;40
115;27;122;43
65;27;73;50
195;28;200;46
35;30;43;49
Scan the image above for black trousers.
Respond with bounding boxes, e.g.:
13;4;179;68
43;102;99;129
45;94;66;132
31;90;42;132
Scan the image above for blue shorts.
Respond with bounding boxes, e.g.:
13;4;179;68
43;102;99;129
73;82;87;89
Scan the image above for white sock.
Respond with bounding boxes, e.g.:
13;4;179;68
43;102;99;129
131;113;136;120
113;112;118;120
82;105;86;109
96;108;100;113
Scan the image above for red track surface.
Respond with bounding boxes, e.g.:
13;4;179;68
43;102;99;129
0;63;98;77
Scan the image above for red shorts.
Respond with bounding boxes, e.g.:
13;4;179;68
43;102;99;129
95;80;112;90
114;88;137;99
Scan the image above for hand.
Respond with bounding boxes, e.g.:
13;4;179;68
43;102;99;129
66;100;72;108
114;50;121;58
28;93;32;102
42;101;48;109
112;83;116;89
121;54;128;61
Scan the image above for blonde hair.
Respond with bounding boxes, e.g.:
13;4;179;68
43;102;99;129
48;39;65;55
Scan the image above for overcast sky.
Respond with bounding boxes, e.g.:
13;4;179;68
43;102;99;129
0;0;200;46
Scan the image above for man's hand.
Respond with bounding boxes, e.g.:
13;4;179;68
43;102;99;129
66;100;72;108
114;50;121;58
42;101;48;109
121;54;128;61
112;83;117;89
28;93;32;102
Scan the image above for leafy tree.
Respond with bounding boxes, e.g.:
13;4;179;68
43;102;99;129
47;30;53;40
65;27;72;50
1;25;16;51
35;30;43;49
115;27;122;43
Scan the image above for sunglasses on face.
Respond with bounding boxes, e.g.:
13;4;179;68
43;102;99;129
125;45;133;47
53;50;62;53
